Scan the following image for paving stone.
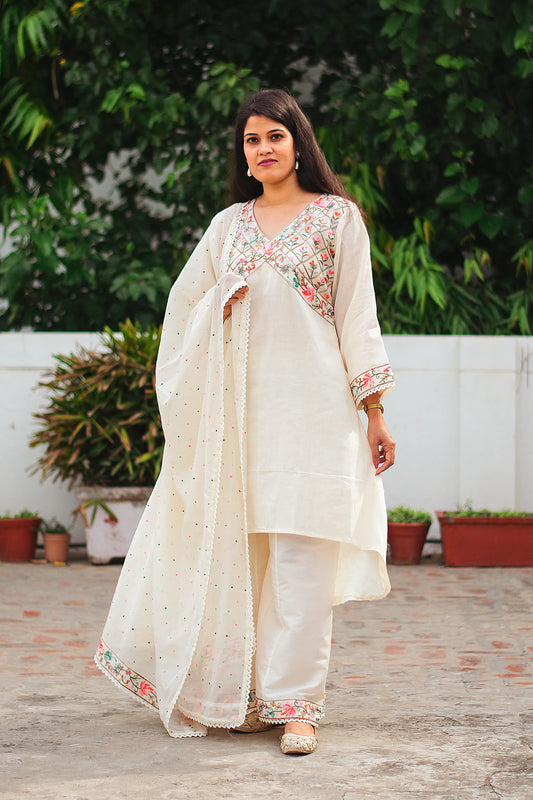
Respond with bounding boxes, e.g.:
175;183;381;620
0;556;531;799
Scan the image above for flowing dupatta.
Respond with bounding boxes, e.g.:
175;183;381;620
95;212;254;737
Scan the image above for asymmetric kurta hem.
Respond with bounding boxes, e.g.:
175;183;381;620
95;194;395;737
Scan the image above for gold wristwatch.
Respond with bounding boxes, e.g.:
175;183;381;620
363;403;384;415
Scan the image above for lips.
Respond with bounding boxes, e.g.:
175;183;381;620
258;159;277;166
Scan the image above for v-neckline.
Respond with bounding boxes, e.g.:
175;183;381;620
250;195;324;244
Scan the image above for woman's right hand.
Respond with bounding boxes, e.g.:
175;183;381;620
223;285;249;321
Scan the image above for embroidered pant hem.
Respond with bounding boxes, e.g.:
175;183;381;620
249;532;340;726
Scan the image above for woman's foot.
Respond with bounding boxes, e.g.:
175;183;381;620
232;706;275;733
280;721;317;754
284;721;314;736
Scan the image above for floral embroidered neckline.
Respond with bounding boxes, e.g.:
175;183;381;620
250;194;326;245
229;193;347;325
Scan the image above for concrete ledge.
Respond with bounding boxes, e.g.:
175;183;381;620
1;333;532;545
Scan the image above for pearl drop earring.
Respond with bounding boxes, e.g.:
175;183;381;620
247;168;251;177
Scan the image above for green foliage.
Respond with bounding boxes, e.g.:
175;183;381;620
0;0;62;158
1;509;40;519
30;320;163;486
0;1;262;329
0;0;531;333
445;503;533;519
319;1;533;334
0;78;53;148
387;506;432;524
40;517;69;533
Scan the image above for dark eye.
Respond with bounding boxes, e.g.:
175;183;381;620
245;136;258;144
271;133;283;140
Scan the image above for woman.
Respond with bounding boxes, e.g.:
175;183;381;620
95;89;396;755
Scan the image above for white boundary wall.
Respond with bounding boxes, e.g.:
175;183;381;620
1;333;532;544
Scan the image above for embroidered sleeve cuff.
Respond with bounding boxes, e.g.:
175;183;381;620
350;364;396;409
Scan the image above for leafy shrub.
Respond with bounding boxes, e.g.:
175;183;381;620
1;1;531;333
30;320;162;487
445;503;532;519
387;506;432;524
0;510;40;519
40;517;69;534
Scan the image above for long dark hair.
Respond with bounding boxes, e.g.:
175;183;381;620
229;89;352;204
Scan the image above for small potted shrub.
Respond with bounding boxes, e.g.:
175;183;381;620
387;506;433;565
437;504;533;566
30;320;163;564
40;518;71;564
0;511;41;562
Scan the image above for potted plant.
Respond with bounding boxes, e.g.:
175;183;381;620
40;518;72;564
437;505;533;567
0;511;41;562
30;320;163;564
387;506;433;565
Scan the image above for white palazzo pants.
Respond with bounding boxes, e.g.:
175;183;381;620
248;532;340;726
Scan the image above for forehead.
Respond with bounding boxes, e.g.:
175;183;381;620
243;115;290;135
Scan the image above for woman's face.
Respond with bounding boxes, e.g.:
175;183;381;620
243;115;297;186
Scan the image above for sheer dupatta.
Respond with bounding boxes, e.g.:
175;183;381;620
96;210;255;737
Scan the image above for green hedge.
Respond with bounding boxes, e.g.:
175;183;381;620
1;0;531;333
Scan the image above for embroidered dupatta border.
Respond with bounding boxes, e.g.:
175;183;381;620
94;268;254;738
95;638;159;709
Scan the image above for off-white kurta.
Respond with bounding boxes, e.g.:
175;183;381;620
228;194;395;602
95;193;395;737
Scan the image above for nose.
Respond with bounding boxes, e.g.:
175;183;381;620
258;138;273;155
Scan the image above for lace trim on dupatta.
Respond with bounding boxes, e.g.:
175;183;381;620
164;275;254;734
95;268;254;738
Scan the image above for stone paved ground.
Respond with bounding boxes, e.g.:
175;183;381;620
1;554;532;800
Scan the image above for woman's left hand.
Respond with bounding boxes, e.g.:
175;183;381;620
223;285;249;321
366;413;396;475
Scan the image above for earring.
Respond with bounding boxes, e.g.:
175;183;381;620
295;154;300;170
247;168;251;177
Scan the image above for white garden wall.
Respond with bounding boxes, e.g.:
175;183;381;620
1;333;532;545
1;333;100;543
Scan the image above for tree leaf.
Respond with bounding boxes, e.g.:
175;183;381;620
99;88;123;113
460;177;479;196
126;82;146;100
442;0;458;20
459;203;484;226
436;185;466;205
479;214;504;239
481;115;499;137
515;58;533;78
518;185;533;205
381;14;404;38
444;162;463;177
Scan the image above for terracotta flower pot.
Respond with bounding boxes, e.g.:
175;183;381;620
387;522;430;565
437;512;533;566
0;518;41;562
43;532;71;563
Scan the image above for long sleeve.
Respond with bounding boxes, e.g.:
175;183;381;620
332;203;395;409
